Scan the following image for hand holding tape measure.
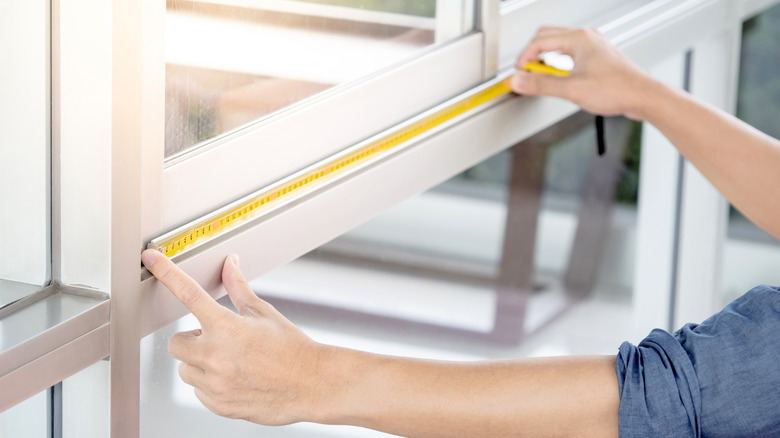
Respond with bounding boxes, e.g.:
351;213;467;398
520;50;605;157
512;26;651;121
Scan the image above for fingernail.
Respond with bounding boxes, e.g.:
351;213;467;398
141;249;157;268
230;254;240;267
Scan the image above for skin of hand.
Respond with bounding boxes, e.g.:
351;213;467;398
142;249;620;438
511;26;655;120
140;249;328;426
513;26;780;241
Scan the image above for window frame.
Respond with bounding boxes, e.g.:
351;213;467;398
3;0;779;436
129;1;750;433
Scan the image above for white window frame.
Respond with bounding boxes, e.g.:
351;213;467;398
3;0;780;437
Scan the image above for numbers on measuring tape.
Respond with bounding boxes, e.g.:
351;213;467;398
151;77;515;258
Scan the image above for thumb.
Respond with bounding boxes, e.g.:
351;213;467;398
221;254;260;316
511;70;572;99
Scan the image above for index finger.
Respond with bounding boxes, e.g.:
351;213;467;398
142;249;224;326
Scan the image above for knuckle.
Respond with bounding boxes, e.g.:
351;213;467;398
205;376;229;397
181;284;204;308
524;74;541;93
215;314;239;335
178;362;189;380
581;27;601;41
167;336;177;355
211;403;235;418
155;259;174;279
254;297;276;315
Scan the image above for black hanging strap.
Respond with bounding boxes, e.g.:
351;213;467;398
595;115;606;156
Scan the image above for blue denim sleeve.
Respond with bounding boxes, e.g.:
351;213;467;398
616;284;780;437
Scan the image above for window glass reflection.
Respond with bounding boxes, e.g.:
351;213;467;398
165;0;469;157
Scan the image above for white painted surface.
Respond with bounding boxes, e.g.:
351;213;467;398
0;0;50;285
632;54;686;337
674;29;737;328
63;361;110;438
58;0;113;291
0;390;47;438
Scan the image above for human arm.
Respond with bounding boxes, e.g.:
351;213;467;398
141;249;619;437
511;27;780;241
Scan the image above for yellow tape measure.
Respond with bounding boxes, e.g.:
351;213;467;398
522;61;571;77
149;72;517;258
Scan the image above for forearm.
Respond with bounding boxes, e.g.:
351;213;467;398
313;346;619;438
637;78;780;240
513;27;780;241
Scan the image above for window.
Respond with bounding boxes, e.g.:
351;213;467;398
0;0;111;430
720;2;780;305
2;0;767;436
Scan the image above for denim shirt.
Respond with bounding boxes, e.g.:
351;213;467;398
616;284;780;437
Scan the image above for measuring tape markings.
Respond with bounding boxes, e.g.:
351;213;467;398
150;75;516;258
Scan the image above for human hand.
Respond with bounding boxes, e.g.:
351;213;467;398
141;250;328;425
511;26;659;120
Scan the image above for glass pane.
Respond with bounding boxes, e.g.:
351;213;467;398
254;113;642;347
0;390;48;438
142;113;644;436
62;361;110;438
0;0;51;290
721;4;780;306
165;0;473;157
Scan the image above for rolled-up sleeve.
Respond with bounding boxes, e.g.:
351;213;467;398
615;284;780;437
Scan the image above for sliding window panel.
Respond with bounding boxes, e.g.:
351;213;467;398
145;0;482;234
138;0;742;338
144;0;734;245
165;0;472;158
